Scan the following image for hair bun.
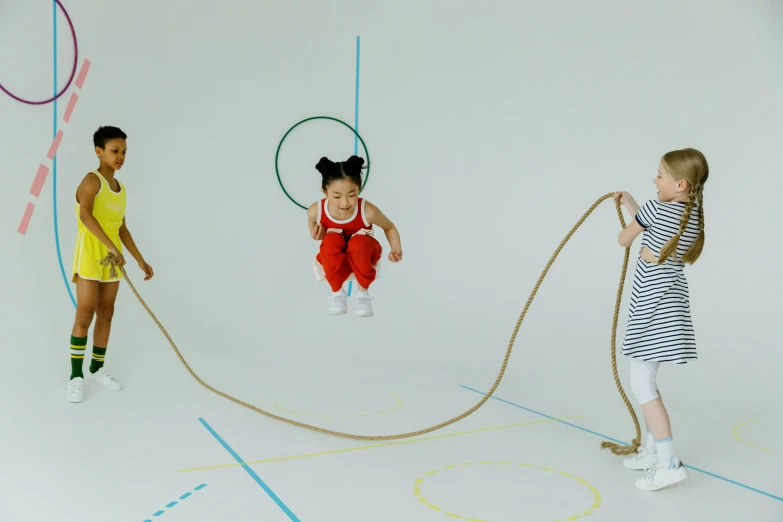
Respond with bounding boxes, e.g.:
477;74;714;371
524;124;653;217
315;157;334;176
346;155;365;169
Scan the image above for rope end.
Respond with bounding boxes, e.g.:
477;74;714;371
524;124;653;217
98;252;121;279
600;438;640;456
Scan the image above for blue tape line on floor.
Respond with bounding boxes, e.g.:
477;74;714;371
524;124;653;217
460;385;783;503
198;418;300;521
141;484;207;521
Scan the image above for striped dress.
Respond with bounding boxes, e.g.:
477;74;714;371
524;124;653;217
622;199;701;364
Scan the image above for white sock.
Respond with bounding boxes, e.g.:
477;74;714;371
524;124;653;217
356;289;370;297
332;289;346;296
643;430;656;453
654;437;680;468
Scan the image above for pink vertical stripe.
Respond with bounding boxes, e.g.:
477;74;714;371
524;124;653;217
75;59;91;89
17;203;35;235
63;92;79;123
47;130;64;160
29;164;50;197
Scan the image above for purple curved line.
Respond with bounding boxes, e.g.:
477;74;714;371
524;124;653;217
0;0;78;105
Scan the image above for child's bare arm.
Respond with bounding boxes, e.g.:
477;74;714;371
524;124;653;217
365;202;402;261
119;217;144;263
119;217;154;279
618;219;644;247
77;174;122;254
308;202;324;240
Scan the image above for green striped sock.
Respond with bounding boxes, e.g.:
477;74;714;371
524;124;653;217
90;346;107;374
70;335;87;380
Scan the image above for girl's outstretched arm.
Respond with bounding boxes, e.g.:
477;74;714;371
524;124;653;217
613;191;643;247
365;202;402;262
119;217;143;262
119;217;154;280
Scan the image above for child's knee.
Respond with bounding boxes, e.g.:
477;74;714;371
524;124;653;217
347;234;380;254
320;232;347;251
96;303;115;322
75;306;96;329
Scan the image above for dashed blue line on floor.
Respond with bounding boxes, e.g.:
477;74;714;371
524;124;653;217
142;484;207;521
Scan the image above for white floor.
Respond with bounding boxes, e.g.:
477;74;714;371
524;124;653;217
1;307;781;522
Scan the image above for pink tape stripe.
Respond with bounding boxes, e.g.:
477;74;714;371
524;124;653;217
47;130;64;160
75;59;91;89
63;92;79;123
17;203;35;235
30;164;50;197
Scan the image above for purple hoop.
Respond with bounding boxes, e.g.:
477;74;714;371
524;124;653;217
0;0;78;105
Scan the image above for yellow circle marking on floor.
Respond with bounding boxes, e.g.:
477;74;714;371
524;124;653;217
271;393;403;418
413;461;602;522
732;420;779;455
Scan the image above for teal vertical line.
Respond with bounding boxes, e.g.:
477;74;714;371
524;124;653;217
53;0;77;308
354;35;360;155
348;35;360;299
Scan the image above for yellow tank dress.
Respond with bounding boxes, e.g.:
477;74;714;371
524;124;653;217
71;170;126;283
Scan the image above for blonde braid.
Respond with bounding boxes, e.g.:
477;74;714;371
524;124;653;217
656;185;697;264
682;183;705;263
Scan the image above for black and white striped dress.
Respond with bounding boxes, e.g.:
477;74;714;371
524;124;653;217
622;199;701;364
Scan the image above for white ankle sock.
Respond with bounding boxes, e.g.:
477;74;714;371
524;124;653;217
654;437;680;468
332;289;346;296
356;290;369;298
644;430;656;453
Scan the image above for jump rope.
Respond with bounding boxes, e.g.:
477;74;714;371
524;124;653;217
12;2;640;453
99;192;641;455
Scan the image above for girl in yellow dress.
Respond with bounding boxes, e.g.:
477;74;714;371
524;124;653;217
67;126;154;403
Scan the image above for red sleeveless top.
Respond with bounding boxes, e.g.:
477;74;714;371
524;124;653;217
318;198;372;238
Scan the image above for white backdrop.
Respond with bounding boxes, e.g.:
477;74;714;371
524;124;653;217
1;0;782;481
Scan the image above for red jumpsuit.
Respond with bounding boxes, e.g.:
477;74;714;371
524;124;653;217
313;198;382;292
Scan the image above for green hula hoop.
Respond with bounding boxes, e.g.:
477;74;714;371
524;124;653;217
275;116;371;210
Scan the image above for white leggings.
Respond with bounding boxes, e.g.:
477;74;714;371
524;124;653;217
629;358;662;405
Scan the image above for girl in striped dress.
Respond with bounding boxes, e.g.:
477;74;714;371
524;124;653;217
613;147;708;491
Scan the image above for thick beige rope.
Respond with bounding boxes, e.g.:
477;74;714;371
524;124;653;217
99;193;640;452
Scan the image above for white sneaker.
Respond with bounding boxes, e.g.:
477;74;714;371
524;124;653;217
85;367;123;391
67;377;85;403
355;292;373;317
623;444;657;470
328;291;347;315
635;459;688;491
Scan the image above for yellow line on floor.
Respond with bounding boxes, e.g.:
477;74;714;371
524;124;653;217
178;414;583;473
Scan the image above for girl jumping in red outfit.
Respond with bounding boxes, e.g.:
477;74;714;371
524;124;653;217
308;156;403;317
